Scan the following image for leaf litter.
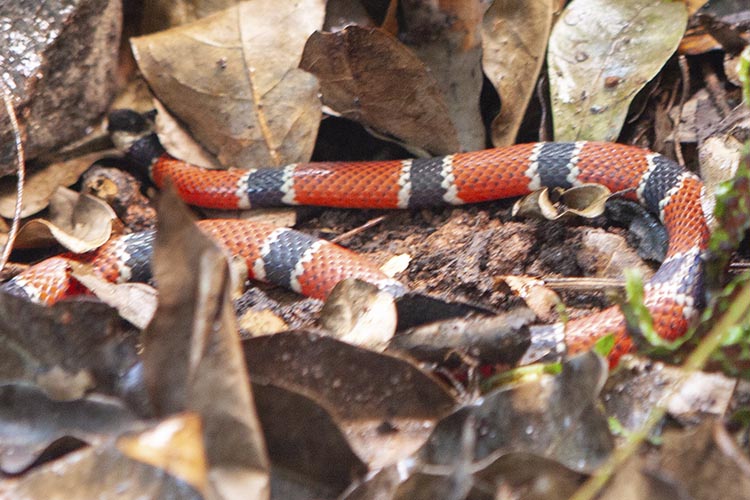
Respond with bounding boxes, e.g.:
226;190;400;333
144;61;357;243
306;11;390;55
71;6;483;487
2;0;750;499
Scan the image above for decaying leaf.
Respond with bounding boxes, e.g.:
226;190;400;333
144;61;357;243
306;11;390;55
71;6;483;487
604;357;736;430
142;188;269;499
132;0;323;168
117;413;208;495
0;291;140;406
482;0;554;146
153;99;223;170
0;150;107;219
252;382;367;496
5;421;204;500
0;383;140;474
300;26;460;156
346;353;613;496
12;187;116;254
501;276;561;323
600;419;750;500
548;0;688;141
579;231;654;280
389;307;534;365
398;0;487;151
698;103;749;231
69;261;158;330
243;331;457;421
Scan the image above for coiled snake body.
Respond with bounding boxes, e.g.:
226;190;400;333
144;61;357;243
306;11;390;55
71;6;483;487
3;110;710;362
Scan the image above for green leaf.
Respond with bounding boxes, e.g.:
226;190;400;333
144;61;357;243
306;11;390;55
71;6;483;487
593;333;615;358
547;0;687;141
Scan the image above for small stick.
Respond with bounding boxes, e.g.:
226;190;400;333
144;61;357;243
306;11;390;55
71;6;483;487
0;79;25;273
331;215;389;244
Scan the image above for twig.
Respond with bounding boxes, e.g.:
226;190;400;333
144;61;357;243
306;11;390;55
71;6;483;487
0;79;25;273
330;215;388;244
673;55;690;167
701;59;732;118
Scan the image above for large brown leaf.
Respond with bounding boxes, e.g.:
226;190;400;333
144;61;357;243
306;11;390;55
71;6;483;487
131;0;324;168
300;26;460;157
142;188;269;499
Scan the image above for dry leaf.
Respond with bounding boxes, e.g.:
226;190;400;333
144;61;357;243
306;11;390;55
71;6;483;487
69;261;158;330
512;184;612;220
117;413;208;495
142;188;269;499
13;187;115;253
153;99;223;170
300;26;460;156
132;0;324;168
0;151;108;219
502;275;561;322
398;0;487;151
482;0;554;146
548;0;688;141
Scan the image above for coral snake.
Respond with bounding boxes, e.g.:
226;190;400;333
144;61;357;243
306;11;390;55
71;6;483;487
2;110;710;363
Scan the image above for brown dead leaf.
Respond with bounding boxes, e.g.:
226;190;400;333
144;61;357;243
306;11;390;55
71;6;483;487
243;331;457;421
132;0;323;168
12;187;115;253
69;261;158;329
0;150;107;218
0;383;140;474
0;291;141;405
482;0;554;146
300;26;460;156
398;0;487;151
252;382;367;495
579;231;653;280
153;99;222;170
142;187;269;499
5;424;204;500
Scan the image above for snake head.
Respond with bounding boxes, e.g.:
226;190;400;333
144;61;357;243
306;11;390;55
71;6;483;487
107;109;164;170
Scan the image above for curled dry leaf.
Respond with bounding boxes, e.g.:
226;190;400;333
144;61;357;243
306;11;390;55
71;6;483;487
132;0;324;168
0;150;108;219
398;0;487;151
512;183;612;220
300;26;460;156
482;0;554;146
548;0;688;141
12;186;115;253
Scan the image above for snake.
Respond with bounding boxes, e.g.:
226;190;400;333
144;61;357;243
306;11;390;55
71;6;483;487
1;110;710;363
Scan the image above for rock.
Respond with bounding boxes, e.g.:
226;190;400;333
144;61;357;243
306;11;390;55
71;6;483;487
0;0;121;175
